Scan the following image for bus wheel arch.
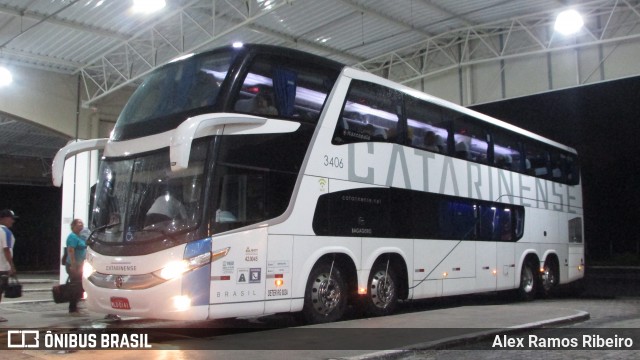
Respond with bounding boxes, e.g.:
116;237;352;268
518;254;540;301
301;253;355;324
540;254;560;297
364;253;407;317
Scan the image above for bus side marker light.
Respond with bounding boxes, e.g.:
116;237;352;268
358;288;367;295
492;269;497;276
275;279;284;287
211;247;230;262
442;272;448;278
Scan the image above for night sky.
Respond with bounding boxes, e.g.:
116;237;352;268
474;75;640;261
2;76;639;270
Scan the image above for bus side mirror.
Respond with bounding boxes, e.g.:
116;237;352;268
52;138;108;187
170;113;266;171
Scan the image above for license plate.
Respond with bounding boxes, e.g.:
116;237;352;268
110;297;131;310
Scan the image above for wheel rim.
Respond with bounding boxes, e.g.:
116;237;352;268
369;270;395;309
541;264;555;291
521;265;534;293
311;272;342;315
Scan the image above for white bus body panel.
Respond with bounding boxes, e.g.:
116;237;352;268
475;242;497;292
496;242;516;290
264;235;294;314
208;228;268;319
568;245;584;281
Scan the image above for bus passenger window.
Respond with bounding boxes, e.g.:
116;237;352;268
564;154;580;185
234;85;277;116
498;208;513;241
550;153;564;180
404;96;449;153
232;55;338;122
478;205;513;241
493;131;523;172
524;142;550;178
438;200;477;240
550;151;579;184
332;80;401;145
453;114;488;163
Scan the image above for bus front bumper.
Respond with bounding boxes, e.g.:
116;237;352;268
82;275;209;321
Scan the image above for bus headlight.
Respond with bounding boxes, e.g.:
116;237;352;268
154;252;212;280
172;295;191;311
156;260;190;280
83;261;96;279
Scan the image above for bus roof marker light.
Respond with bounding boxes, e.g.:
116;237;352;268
232;42;244;48
554;9;584;36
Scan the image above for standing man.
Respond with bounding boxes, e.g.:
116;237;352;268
0;209;18;322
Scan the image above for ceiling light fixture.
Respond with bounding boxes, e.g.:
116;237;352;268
0;66;12;87
554;9;584;36
132;0;166;14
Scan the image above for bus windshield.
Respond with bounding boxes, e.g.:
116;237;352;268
91;141;207;244
113;51;235;139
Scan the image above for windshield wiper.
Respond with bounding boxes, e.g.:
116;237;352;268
86;221;121;245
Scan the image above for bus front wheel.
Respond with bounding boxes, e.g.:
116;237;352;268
365;260;398;316
518;260;539;301
302;261;347;324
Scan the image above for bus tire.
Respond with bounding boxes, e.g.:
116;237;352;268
539;258;558;297
365;260;398;317
302;261;348;324
518;260;538;301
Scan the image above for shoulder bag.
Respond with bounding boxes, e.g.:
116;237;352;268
4;275;22;298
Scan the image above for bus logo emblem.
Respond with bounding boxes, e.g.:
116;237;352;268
115;276;124;289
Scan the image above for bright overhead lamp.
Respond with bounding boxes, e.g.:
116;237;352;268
132;0;166;14
554;9;584;36
0;66;12;87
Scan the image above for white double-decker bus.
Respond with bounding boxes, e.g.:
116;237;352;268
53;44;583;323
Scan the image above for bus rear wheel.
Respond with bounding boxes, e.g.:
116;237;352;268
540;259;558;297
302;261;347;324
365;261;398;316
518;260;539;301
